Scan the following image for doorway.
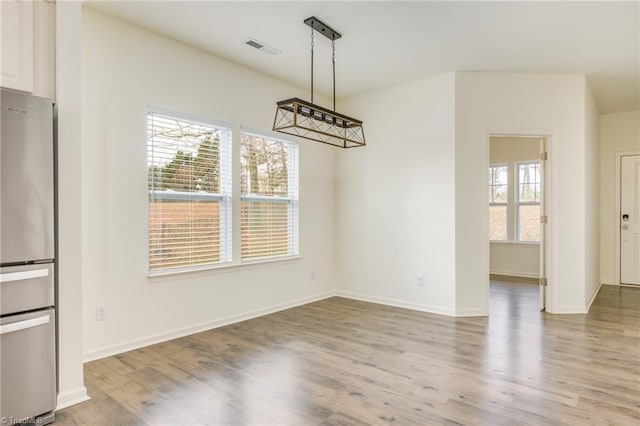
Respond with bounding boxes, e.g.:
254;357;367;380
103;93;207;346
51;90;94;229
620;154;640;285
488;134;549;311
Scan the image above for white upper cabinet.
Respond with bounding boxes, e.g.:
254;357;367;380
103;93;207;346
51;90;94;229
1;0;34;93
1;0;55;100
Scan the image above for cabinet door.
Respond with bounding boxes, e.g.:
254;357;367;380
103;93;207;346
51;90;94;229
0;0;34;93
0;309;57;420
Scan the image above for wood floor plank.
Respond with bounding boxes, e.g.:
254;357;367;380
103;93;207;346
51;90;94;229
56;282;640;425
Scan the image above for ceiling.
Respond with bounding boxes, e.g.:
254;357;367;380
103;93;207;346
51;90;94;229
86;1;639;114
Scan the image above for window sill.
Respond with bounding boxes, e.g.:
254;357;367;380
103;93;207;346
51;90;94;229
490;240;540;246
147;255;302;282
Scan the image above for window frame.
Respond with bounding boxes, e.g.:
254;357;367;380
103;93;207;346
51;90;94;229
515;160;541;243
240;129;299;262
147;107;233;275
489;163;509;242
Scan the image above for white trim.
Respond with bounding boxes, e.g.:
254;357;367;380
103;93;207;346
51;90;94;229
553;305;588;314
615;151;640;286
486;129;555;313
455;308;489;317
603;282;640;289
241;125;296;144
336;291;457;317
55;1;86;413
240;254;301;266
545;135;556;312
490;133;547;139
490;127;558;313
490;240;540;246
586;281;602;312
489;269;539;279
148;105;232;130
600;276;615;286
83;291;333;362
56;387;90;410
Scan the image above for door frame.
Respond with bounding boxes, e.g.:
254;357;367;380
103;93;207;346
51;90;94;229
615;151;640;286
486;130;554;312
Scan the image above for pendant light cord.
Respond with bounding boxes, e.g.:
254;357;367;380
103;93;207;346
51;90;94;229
310;24;336;111
310;28;314;104
332;39;336;111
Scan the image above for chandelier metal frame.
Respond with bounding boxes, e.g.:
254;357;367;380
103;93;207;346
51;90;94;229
273;17;366;148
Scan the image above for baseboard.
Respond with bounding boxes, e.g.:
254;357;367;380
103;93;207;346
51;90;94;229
605;282;640;288
335;290;456;317
553;305;588;314
455;308;489;317
600;276;615;286
489;269;539;279
56;386;90;410
83;291;335;362
586;281;602;312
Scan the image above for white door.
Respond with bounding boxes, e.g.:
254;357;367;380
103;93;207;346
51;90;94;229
621;155;640;285
539;139;548;310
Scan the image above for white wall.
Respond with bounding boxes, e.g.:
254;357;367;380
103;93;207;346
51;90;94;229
455;72;589;314
81;9;336;359
56;0;88;409
336;72;595;316
584;82;601;306
336;73;457;315
489;137;540;278
58;7;613;409
490;244;539;278
600;110;640;285
490;137;540;163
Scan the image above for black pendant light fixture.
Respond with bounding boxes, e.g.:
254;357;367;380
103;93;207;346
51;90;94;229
273;17;365;148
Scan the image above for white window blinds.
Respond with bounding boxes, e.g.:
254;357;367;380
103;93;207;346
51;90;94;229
147;110;231;273
489;165;508;241
240;131;298;260
517;162;541;242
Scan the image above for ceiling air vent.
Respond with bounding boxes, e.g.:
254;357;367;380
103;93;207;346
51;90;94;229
244;38;281;56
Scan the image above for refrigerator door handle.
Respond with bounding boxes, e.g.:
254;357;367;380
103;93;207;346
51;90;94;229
0;315;50;335
0;268;49;283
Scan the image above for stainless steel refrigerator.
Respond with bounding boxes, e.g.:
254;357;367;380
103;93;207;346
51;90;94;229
0;88;56;425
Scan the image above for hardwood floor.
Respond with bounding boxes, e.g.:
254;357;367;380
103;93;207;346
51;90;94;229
56;284;640;425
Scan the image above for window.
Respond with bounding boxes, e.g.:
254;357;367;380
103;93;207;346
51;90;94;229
516;162;541;242
241;131;298;261
147;110;231;273
489;165;508;241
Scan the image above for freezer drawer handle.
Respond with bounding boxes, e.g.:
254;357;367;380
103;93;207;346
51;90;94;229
0;268;49;283
0;315;50;335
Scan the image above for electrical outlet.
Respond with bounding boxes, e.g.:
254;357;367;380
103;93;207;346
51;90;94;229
416;275;424;287
310;270;316;281
96;304;108;321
